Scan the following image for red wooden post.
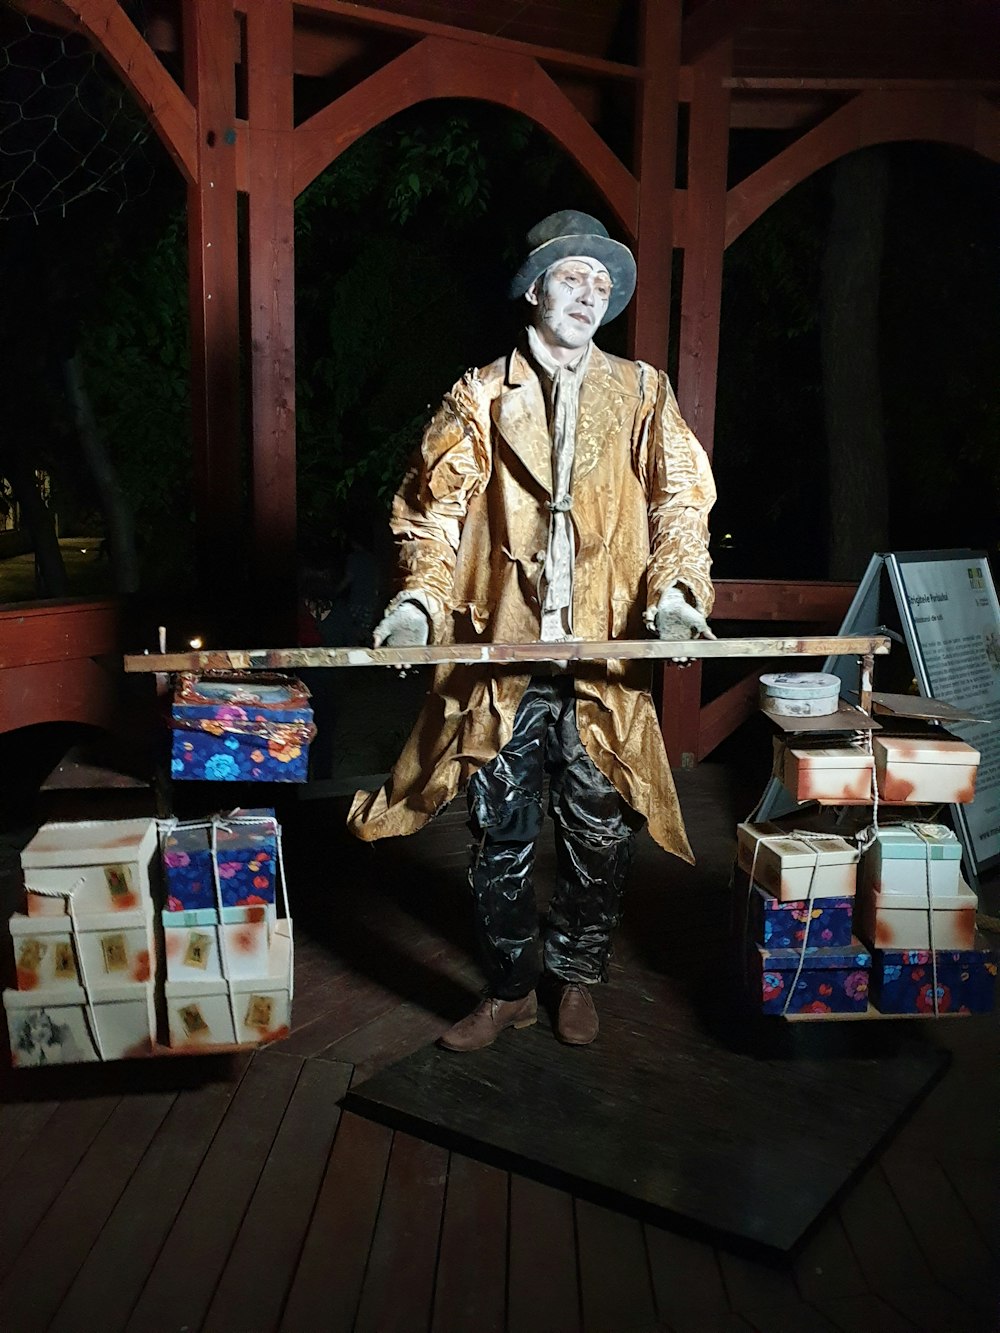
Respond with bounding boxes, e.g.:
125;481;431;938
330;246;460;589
667;39;733;767
245;0;297;638
631;0;682;368
677;40;733;459
182;0;243;614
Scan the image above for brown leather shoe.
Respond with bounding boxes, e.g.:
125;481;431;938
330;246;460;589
555;983;599;1045
438;992;538;1052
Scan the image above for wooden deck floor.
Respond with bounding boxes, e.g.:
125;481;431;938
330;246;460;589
0;764;998;1333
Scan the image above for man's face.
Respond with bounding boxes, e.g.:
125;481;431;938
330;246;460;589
528;255;612;356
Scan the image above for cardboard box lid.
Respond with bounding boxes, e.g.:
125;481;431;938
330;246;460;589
874;938;998;965
752;884;854;912
756;936;871;971
4;983;88;1008
8;912;72;937
738;822;858;867
869;878;977;912
787;746;874;770
868;824;962;860
874;736;981;765
162;905;269;927
163;808;278;854
9;907;152;935
21;818;158;869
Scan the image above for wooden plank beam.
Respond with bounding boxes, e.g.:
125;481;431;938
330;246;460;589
697;668;762;761
676;39;732;458
123;634;891;673
712;578;857;621
631;0;682;366
728;76;1000;93
245;0;297;639
726;89;1000;248
293;36;639;232
292;0;642;82
183;0;244;593
27;0;199;183
0;599;119;669
681;0;758;67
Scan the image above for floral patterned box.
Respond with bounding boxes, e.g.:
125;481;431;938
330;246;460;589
171;675;315;782
161;810;278;910
750;938;872;1015
871;944;998;1015
747;883;854;949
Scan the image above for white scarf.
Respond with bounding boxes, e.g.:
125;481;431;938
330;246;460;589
526;325;592;642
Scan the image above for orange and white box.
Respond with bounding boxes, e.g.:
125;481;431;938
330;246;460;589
779;742;874;805
736;823;859;901
856;878;978;951
22;818;158;916
3;985;100;1065
8;915;81;990
163;904;271;983
873;735;980;805
164;920;292;1049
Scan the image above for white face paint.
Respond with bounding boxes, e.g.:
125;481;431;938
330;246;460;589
526;255;612;364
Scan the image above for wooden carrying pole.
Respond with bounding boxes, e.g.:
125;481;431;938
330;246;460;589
124;636;890;674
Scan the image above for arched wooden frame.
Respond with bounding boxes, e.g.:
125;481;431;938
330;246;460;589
9;2;1000;764
666;78;1000;768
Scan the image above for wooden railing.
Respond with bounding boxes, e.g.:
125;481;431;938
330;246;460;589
0;598;121;734
662;579;858;767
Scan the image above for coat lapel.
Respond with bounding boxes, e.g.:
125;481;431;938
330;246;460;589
493;347;552;495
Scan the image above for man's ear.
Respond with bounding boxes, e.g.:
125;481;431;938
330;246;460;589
525;280;540;308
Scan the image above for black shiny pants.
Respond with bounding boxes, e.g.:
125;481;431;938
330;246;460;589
466;675;638;1000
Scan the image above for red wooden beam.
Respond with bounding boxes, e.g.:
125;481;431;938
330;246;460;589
0;600;119;670
712;579;856;621
183;0;244;590
0;660;119;735
292;0;642;83
661;661;703;770
21;0;200;184
631;0;682;366
681;0;758;67
245;0;298;637
676;39;732;459
293;36;639;233
726;89;1000;248
697;669;761;761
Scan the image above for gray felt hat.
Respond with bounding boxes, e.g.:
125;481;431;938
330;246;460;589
510;210;637;323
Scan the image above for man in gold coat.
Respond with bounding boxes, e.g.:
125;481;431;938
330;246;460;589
349;211;716;1050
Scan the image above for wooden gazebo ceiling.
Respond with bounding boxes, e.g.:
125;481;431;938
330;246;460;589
136;0;1000;117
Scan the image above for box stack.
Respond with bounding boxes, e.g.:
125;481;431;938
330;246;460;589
738;822;871;1015
171;675;315;782
3;819;159;1065
159;810;293;1050
856;824;997;1014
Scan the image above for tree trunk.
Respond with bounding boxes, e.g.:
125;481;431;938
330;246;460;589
822;147;890;579
0;443;67;599
62;352;140;594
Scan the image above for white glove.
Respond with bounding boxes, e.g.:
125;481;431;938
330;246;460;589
646;587;716;642
373;600;430;648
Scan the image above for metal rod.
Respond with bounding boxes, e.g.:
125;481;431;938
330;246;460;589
124;635;892;674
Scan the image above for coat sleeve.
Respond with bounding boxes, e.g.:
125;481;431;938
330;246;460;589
389;370;493;632
641;368;717;618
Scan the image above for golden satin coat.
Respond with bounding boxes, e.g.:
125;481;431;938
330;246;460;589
348;342;716;860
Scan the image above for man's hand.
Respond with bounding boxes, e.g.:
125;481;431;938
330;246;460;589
373;600;431;648
645;587;715;663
